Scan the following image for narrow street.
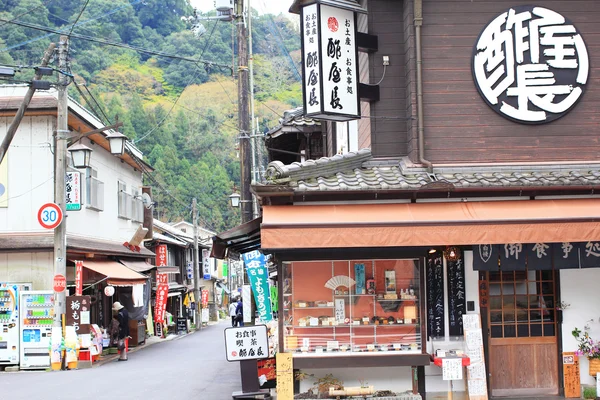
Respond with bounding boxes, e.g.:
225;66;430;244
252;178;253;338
0;321;241;400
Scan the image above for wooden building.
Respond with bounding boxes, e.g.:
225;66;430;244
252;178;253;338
214;0;600;398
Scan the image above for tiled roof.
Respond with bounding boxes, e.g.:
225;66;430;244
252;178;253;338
264;149;600;192
265;107;320;138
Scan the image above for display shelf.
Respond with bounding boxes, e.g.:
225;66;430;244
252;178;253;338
293;306;334;310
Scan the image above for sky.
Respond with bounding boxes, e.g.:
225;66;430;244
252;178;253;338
190;0;294;16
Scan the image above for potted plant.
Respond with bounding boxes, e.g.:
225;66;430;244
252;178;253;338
572;328;600;376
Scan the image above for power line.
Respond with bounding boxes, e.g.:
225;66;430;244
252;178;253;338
0;17;233;72
68;0;90;38
0;0;55;29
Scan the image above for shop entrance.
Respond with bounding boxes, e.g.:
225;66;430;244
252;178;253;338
486;270;558;397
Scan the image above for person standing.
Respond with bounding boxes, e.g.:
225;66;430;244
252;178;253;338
113;302;129;361
235;298;244;327
229;300;238;327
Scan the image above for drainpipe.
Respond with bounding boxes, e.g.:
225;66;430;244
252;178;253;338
414;0;433;173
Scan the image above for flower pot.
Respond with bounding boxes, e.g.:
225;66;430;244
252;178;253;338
589;357;600;376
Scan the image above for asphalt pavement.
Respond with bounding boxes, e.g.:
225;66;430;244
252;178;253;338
0;321;242;400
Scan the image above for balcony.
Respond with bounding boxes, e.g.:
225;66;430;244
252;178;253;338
87;176;104;211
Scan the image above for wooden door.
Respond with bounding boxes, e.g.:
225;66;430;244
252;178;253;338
487;270;558;397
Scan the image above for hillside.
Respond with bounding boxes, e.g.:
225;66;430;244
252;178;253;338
0;0;302;232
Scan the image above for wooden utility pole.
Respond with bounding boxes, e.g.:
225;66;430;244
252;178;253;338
192;198;201;329
237;0;252;223
53;35;69;327
0;42;56;164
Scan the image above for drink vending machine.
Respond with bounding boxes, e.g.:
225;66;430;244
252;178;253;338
0;283;32;365
19;291;54;369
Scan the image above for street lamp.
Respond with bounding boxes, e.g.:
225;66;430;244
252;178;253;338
229;192;241;208
68;142;92;168
106;131;127;156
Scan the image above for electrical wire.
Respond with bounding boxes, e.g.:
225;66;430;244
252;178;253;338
4;176;53;202
68;0;90;38
0;0;55;29
262;8;301;81
0;17;233;72
134;20;220;144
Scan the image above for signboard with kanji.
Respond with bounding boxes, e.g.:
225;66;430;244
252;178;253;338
65;171;81;211
201;289;209;308
154;273;168;323
224;325;269;362
242;251;273;323
202;249;211;280
66;295;91;334
75;260;83;296
156;244;168;267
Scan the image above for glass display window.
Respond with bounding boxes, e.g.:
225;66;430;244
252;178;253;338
282;259;421;357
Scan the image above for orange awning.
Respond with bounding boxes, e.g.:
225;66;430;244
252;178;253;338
82;260;148;287
261;199;600;249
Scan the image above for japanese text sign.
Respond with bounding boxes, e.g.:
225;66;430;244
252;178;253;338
301;3;360;121
242;251;273;323
65;171;81;211
156;244;167;267
75;260;83;296
202;249;211;280
66;295;91;334
154;273;168;323
201;289;209;307
224;325;269;362
473;6;588;124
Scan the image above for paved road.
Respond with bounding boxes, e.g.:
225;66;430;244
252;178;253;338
1;321;241;400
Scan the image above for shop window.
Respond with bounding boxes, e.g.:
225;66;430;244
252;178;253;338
117;181;131;219
282;259;421;356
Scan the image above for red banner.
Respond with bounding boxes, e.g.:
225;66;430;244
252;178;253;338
154;273;168;323
201;289;209;307
75;260;83;296
156;244;167;267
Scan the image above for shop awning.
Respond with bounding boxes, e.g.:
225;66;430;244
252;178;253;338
211;217;262;259
82;260;148;286
261;199;600;249
119;259;156;273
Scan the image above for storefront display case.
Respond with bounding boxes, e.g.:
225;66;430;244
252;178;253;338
282;259;423;359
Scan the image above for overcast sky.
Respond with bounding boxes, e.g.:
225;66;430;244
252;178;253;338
189;0;294;16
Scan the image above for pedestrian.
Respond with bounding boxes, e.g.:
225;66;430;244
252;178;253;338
229;300;238;327
112;301;129;361
235;298;244;327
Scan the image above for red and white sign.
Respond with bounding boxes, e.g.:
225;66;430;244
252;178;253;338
154;273;169;323
75;260;83;296
156;244;168;267
201;289;209;308
38;203;63;229
53;274;67;293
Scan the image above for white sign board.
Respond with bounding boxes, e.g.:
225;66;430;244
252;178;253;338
224;325;269;362
442;358;463;381
302;4;320;115
334;298;345;322
65;171;81;211
202;249;211;280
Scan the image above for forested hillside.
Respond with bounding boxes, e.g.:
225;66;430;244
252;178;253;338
0;0;301;232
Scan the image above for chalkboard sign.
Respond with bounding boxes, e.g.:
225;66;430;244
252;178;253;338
447;254;466;336
426;254;445;338
176;317;188;334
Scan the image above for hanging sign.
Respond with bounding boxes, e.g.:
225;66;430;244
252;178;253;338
66;295;91;334
156;244;167;267
75;260;83;296
242;251;273;323
186;261;193;280
65;171;81;211
154;273;168;323
201;289;209;308
104;285;115;297
426;254;444;338
472;6;588;124
202;249;211;280
301;3;360;121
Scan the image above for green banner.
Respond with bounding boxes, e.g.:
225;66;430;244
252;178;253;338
242;251;272;322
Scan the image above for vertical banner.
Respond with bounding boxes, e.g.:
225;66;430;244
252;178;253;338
154;273;168;323
75;260;83;296
426;254;445;338
156;244;167;267
242;251;273;323
65;171;81;211
202;249;211;280
66;295;91;334
276;352;294;400
201;289;209;307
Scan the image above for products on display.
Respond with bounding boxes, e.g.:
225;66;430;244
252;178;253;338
283;260;421;356
20;291;54;369
0;283;32;365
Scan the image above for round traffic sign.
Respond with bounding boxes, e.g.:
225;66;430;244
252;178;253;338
38;203;63;229
53;274;66;292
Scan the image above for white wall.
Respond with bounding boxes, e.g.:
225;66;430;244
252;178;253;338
560;268;600;386
299;366;413;394
0;251;53;290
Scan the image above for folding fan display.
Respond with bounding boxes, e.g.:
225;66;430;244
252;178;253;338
324;275;356;290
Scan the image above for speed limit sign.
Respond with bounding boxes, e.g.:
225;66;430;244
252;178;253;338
38;203;63;229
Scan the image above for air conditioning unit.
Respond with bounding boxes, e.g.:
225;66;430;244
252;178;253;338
215;0;233;12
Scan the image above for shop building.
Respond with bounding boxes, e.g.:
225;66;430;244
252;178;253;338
214;0;600;397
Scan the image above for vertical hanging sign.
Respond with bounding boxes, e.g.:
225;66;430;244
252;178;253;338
65;171;81;211
426;254;445;338
242;251;273;323
202;249;211;280
154;273;168;323
301;3;360;121
447;254;466;336
156;244;167;267
75;260;83;296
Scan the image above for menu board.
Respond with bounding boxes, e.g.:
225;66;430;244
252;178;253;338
447;256;466;336
426;254;444;338
463;314;488;400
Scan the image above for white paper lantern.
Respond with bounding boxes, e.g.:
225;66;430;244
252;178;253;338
104;286;115;297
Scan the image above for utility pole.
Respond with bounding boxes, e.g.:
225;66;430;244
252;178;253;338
192;198;200;329
247;0;259;219
53;35;69;327
237;0;252;224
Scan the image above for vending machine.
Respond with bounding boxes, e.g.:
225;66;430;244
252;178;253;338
0;283;32;365
19;291;53;369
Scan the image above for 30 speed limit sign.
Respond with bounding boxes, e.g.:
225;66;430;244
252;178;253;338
38;203;63;229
